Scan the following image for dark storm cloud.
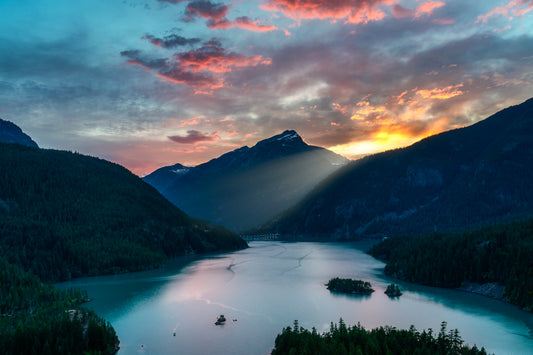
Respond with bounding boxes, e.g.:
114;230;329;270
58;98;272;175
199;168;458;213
120;50;168;69
168;130;219;144
185;0;229;21
142;34;201;48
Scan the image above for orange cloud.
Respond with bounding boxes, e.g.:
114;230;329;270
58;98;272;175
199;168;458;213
350;100;386;120
332;102;349;115
416;84;464;100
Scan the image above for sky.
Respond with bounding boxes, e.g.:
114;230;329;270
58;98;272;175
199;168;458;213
1;0;532;176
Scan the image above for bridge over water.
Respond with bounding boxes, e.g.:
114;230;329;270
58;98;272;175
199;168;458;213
240;233;280;241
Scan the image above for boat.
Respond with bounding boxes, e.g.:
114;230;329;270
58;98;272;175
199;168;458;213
215;314;227;325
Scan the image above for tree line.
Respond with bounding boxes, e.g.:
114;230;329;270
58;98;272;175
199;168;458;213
0;257;118;354
271;319;487;354
368;218;533;311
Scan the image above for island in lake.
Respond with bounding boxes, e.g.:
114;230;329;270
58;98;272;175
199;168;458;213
326;277;374;295
385;283;403;297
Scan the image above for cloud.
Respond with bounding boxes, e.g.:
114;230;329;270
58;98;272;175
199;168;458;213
168;130;219;144
122;39;272;93
416;84;464;100
185;0;277;31
231;16;278;32
392;1;445;19
260;0;398;24
477;0;533;23
174;39;272;73
157;0;187;3
185;0;230;22
120;50;167;69
142;34;201;48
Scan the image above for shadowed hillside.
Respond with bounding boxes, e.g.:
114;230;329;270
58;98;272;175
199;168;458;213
0;143;247;282
265;98;533;239
144;130;348;232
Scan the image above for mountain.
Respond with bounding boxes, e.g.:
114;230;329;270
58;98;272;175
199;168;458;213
144;130;349;232
0;118;38;147
265;98;533;239
0;143;247;282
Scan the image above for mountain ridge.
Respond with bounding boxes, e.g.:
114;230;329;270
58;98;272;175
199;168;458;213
263;98;533;239
0;118;39;148
144;130;349;231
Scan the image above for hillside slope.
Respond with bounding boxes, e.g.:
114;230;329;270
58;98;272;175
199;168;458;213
267;98;533;239
0;143;247;282
144;130;349;231
0;118;38;147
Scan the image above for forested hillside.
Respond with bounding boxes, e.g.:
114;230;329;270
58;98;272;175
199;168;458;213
266;98;533;239
368;218;533;311
0;143;247;282
0;257;118;354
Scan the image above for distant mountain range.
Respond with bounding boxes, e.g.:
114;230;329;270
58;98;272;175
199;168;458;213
144;130;349;232
0;142;246;282
0;118;38;147
264;98;533;239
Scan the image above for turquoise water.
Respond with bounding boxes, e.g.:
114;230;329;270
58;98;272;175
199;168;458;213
58;242;533;354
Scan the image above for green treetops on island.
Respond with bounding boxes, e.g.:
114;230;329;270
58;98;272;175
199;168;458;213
271;319;487;355
385;284;402;297
326;278;374;295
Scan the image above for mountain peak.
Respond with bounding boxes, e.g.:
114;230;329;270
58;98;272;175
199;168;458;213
0;118;39;148
255;130;306;149
275;130;300;141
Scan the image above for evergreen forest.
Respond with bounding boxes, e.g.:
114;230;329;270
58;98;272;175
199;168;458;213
368;218;533;311
0;142;247;353
271;319;487;355
0;143;247;283
0;257;118;354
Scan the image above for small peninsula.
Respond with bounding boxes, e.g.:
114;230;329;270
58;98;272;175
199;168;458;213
326;278;374;295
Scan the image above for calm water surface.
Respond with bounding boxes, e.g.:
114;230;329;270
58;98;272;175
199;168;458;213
58;242;533;354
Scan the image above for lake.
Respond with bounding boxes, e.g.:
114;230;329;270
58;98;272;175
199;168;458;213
58;241;533;354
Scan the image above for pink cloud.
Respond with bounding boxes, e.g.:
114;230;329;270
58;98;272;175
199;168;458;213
232;16;278;32
477;0;533;23
392;1;445;19
174;39;272;74
122;39;271;94
260;0;399;24
415;1;445;18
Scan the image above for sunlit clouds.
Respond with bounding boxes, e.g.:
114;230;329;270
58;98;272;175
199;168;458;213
1;0;533;175
121;38;272;94
477;0;533;23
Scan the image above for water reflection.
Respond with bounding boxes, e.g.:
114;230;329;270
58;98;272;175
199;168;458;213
58;242;533;355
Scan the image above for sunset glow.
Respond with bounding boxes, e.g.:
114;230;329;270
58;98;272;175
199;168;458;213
1;0;532;175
